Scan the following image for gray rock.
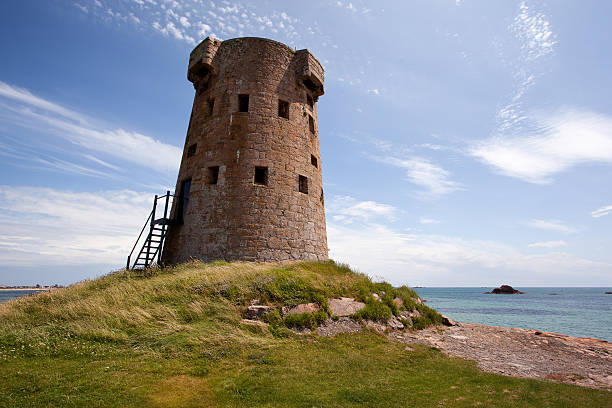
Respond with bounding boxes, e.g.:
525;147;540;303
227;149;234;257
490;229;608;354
245;305;273;320
365;320;387;333
328;297;366;317
387;315;405;330
317;317;363;337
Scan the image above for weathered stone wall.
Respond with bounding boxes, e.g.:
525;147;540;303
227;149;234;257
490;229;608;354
162;37;328;264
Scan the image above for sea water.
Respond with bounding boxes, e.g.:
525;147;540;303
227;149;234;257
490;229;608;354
0;290;43;304
414;287;612;341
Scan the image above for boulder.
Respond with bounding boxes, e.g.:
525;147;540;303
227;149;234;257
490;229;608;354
393;297;403;308
281;302;320;316
328;297;366;317
441;314;459;327
372;293;381;301
487;285;524;294
387;316;405;330
245;305;273;320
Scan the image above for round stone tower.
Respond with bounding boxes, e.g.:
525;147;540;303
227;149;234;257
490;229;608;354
161;37;328;264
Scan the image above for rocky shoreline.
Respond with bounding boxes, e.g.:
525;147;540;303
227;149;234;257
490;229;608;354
242;296;612;391
389;322;612;390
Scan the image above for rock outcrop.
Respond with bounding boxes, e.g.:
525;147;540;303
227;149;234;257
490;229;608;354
487;285;523;294
328;297;366;317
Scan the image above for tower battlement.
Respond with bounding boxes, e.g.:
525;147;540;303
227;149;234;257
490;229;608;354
162;37;328;264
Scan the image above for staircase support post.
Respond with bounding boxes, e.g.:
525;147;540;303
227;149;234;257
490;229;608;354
158;190;171;265
146;196;157;268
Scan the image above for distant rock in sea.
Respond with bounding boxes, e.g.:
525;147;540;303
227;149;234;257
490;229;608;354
486;285;524;294
605;291;612;295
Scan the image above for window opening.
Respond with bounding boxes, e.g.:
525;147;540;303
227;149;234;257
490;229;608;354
308;115;315;134
177;178;191;223
208;99;215;115
238;94;249;112
207;166;219;185
187;143;197;157
307;95;314;109
311;154;318;168
254;166;268;185
299;175;308;194
278;99;289;119
303;78;317;92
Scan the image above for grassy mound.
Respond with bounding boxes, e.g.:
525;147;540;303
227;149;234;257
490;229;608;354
0;261;609;407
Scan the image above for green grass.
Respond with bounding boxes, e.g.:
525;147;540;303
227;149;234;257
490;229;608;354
0;260;609;407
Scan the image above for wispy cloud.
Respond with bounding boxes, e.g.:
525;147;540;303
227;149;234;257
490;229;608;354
419;217;440;225
592;205;612;218
327;221;608;286
326;196;398;224
0;80;181;176
528;240;566;249
84;0;304;46
384;156;462;199
496;1;557;136
471;109;612;184
525;219;576;234
0;186;151;267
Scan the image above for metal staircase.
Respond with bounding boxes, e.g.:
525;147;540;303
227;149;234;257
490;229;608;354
126;191;175;270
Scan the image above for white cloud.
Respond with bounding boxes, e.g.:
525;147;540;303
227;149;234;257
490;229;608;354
179;16;191;28
0;80;181;175
326;196;398;224
525;219;576;234
528;240;566;249
366;88;380;95
74;3;88;13
88;1;303;45
511;1;556;62
327;221;609;286
472;109;612;183
495;1;557;137
419;217;440;225
0;186;152;267
384;156;462;198
592;205;612;218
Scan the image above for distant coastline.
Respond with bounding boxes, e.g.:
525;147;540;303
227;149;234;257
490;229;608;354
0;286;59;291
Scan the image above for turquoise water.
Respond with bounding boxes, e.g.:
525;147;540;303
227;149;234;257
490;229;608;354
0;290;43;304
414;287;612;341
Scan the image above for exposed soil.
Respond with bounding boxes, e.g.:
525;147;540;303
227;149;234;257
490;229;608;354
388;323;612;390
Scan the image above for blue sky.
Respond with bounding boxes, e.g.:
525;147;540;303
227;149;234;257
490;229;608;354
0;0;611;286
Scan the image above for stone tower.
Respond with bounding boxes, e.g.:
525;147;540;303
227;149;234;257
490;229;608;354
161;37;328;264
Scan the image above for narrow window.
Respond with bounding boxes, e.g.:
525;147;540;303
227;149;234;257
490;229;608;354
310;154;318;168
187;143;197;157
254;166;268;186
207;166;219;185
238;94;249;112
177;178;191;223
307;95;314;109
299;175;308;194
320;188;324;204
308;115;315;134
208;99;215;115
278;99;289;119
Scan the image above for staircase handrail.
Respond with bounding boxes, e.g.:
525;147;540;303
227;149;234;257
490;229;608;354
126;208;154;269
126;192;177;270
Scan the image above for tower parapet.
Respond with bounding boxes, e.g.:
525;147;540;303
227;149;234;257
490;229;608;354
162;37;328;264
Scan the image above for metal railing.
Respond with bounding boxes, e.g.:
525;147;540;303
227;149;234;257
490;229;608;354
126;191;175;270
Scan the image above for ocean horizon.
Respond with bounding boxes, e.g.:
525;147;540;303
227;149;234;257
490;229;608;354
414;287;612;341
